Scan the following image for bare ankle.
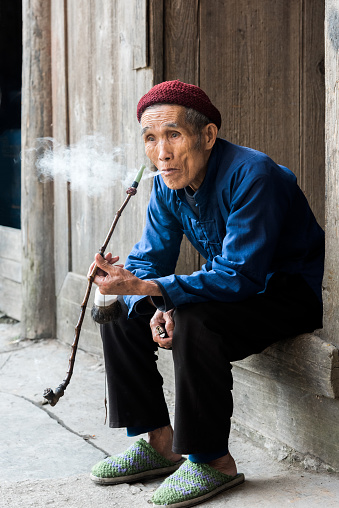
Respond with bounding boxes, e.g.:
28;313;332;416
148;425;182;463
208;452;237;477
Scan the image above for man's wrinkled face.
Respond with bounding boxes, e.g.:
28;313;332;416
141;104;212;191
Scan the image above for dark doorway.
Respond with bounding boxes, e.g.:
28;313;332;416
0;0;22;229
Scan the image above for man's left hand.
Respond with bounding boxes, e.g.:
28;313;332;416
150;309;175;349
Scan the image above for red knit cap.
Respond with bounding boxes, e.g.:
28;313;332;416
137;80;221;130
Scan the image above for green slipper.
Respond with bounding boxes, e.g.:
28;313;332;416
90;438;186;485
151;460;245;507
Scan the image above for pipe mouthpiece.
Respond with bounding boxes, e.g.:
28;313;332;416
131;164;146;188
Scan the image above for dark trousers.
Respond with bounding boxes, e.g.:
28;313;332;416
100;273;322;455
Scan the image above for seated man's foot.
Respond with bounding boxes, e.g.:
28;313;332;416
207;452;237;476
151;460;245;508
148;425;182;463
90;438;185;485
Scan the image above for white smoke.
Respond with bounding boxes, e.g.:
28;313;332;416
34;134;157;197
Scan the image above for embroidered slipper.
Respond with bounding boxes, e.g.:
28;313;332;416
151;460;245;507
90;438;186;485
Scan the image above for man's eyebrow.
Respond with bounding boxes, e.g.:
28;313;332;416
164;122;179;128
141;122;179;136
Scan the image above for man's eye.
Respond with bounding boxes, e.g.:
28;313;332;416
146;135;155;142
171;132;179;138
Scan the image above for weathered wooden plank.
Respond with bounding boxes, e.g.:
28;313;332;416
149;0;164;84
233;334;339;399
300;0;325;227
132;0;147;69
0;226;21;259
0;278;21;321
232;365;339;470
51;0;71;296
200;0;300;173
164;0;199;83
66;0;97;278
21;0;55;339
268;334;339;370
323;0;339;349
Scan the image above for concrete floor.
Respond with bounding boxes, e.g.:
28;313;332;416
1;317;339;508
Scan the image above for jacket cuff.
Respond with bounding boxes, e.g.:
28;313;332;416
150;281;175;312
123;281;175;318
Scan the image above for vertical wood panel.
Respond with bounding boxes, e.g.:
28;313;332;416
300;0;325;227
164;0;200;83
67;0;95;276
132;0;148;69
21;0;55;339
51;0;71;295
323;0;339;347
200;0;300;170
149;0;164;84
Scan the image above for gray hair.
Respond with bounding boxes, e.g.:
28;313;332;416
184;108;211;149
184;108;211;134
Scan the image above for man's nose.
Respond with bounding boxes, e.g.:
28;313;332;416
158;140;173;161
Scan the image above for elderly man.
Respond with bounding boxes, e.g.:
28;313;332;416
89;80;324;507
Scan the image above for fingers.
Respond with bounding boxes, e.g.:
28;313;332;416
150;310;174;349
105;253;123;267
95;252;119;269
105;252;114;264
164;315;175;335
149;310;164;330
93;253;124;275
153;326;172;349
156;338;172;349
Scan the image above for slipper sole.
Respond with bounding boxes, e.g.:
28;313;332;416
152;472;245;508
90;457;186;485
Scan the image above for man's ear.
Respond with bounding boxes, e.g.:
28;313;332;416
203;123;218;150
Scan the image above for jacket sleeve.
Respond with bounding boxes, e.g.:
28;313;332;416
124;177;183;317
152;167;295;310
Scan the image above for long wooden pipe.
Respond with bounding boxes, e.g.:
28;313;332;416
43;165;146;406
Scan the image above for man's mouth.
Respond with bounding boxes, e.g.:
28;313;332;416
160;168;179;176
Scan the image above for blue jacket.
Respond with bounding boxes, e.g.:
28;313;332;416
124;138;324;317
